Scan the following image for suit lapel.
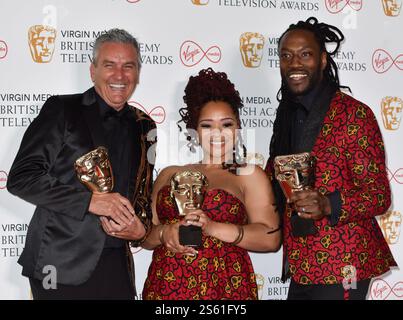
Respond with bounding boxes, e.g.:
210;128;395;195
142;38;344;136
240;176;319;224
81;88;108;149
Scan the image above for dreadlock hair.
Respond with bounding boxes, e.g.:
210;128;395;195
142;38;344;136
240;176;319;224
277;16;350;101
269;17;350;219
178;67;247;174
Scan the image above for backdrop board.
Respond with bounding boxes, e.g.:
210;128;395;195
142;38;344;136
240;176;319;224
0;0;401;300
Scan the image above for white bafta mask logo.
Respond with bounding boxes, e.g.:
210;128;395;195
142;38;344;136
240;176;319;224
380;211;402;244
382;0;402;16
381;96;403;130
28;25;56;63
240;32;265;68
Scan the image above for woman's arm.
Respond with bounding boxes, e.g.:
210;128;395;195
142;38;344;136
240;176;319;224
187;165;281;252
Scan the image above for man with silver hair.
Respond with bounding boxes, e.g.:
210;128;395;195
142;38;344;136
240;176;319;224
7;28;156;299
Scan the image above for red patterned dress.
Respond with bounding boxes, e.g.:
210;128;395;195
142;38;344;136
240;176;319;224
142;185;258;300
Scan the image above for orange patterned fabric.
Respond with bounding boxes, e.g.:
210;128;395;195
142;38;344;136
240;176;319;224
142;185;257;300
279;91;397;284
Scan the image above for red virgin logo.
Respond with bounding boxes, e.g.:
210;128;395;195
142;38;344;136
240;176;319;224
370;279;403;300
325;0;363;13
179;40;222;67
129;101;166;124
0;171;7;189
372;49;403;73
387;167;403;184
0;40;8;59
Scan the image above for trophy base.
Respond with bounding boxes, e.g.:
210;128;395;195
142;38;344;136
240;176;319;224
179;225;202;248
290;212;318;237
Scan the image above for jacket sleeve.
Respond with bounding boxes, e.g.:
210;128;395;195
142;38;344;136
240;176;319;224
335;101;391;225
7;95;91;221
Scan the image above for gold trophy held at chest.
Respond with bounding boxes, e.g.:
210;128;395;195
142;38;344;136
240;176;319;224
74;146;114;193
274;152;317;236
170;170;209;248
274;152;315;201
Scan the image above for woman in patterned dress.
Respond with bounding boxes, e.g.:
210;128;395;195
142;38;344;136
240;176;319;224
142;68;281;300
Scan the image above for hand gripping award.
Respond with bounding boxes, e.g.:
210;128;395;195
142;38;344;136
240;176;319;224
274;152;317;236
74;146;151;243
170;170;209;248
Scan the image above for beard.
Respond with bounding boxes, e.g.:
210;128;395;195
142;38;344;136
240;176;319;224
282;67;324;98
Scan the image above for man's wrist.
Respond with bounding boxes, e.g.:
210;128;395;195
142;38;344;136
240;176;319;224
130;222;151;247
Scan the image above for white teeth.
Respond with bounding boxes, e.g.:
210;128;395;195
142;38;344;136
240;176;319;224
109;84;125;89
289;74;307;80
211;141;224;145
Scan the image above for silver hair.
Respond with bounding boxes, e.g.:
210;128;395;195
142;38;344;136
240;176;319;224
92;28;141;69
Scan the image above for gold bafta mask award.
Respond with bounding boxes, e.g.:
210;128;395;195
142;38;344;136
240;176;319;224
74;146;114;193
170;170;209;247
274;152;317;236
274;152;315;201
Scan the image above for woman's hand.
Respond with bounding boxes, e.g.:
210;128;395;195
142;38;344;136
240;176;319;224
184;209;215;237
160;222;198;256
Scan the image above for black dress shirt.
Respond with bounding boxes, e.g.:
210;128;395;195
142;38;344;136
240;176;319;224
291;84;341;226
96;93;131;248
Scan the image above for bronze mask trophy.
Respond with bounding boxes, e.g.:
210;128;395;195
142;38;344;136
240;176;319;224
274;152;317;236
74;146;114;193
170;170;209;248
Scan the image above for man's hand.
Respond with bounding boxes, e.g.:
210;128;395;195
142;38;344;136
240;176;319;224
88;192;134;227
100;214;146;241
290;190;331;220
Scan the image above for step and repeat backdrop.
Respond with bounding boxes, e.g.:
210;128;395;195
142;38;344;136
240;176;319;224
0;0;402;300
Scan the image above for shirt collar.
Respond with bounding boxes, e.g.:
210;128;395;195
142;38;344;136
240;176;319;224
95;90;130;120
293;79;328;113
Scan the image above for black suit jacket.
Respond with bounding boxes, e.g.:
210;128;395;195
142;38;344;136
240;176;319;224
7;88;156;285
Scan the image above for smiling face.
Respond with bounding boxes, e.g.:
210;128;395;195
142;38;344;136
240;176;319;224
197;101;239;165
279;29;327;98
90;42;139;111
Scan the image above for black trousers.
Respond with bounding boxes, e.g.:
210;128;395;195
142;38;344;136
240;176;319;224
287;278;371;300
29;247;134;300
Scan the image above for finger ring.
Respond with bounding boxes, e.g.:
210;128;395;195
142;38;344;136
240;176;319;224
111;232;116;236
301;207;305;213
194;215;200;222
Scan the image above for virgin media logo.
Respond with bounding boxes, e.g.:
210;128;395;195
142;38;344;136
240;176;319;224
0;40;8;59
387;167;403;184
372;49;403;73
0;171;7;189
325;0;363;13
129;101;166;124
370;279;403;300
179;40;222;67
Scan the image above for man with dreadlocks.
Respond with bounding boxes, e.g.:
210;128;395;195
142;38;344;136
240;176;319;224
266;17;396;300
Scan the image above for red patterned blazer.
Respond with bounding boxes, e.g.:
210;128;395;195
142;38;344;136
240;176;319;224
274;91;397;285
